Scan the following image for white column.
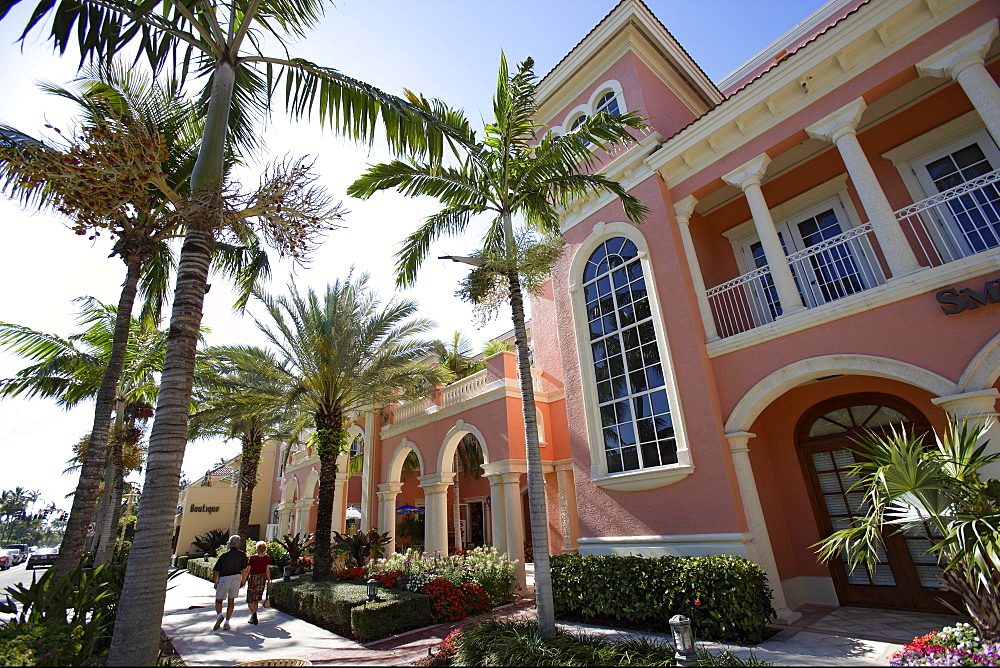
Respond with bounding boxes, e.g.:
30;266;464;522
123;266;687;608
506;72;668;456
501;471;527;592
918;20;1000;147
278;502;294;537
674;195;719;341
726;432;801;624
486;473;507;555
360;414;377;530
806;98;921;277
294;497;313;536
554;461;576;553
332;469;349;534
932;389;1000;480
376;482;402;553
722;154;806;316
419;473;454;556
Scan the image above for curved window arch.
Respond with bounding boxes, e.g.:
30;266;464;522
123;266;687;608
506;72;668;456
595;91;620;117
349;432;364;457
583;236;675;473
569;114;587;132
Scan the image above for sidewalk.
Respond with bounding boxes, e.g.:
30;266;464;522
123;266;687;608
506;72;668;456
162;569;930;667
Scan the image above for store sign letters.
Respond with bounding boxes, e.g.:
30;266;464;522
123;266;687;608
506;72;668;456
936;277;1000;315
190;503;221;514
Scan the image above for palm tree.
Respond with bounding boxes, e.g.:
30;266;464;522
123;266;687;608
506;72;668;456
0;298;165;567
0;67;278;578
249;275;445;579
815;420;1000;638
190;345;294;540
2;3;453;661
349;54;648;637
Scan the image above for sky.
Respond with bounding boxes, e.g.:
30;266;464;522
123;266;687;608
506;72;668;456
0;0;826;509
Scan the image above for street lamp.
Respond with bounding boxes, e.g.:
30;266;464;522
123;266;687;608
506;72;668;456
438;255;484;267
670;614;697;667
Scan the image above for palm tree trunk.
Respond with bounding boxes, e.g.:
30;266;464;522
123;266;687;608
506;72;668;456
107;59;236;667
238;433;264;540
506;267;556;638
313;414;345;579
55;259;142;579
94;406;126;568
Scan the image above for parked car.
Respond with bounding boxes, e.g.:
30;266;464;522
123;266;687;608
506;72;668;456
3;544;29;565
26;548;58;570
0;551;13;570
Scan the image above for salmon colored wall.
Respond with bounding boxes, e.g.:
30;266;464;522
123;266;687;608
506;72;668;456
347;476;362;504
747;375;948;581
551;175;747;541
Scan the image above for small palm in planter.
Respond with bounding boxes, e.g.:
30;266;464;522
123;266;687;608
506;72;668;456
192;528;230;560
279;532;315;575
815;420;1000;638
333;528;391;568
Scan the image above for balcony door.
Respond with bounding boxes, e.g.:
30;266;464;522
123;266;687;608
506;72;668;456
912;130;1000;259
739;199;878;322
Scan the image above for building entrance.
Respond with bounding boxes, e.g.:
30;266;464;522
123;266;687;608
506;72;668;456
797;394;957;612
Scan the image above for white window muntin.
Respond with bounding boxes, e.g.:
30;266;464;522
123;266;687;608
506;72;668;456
910;130;1000;258
555;80;627;135
569;222;692;486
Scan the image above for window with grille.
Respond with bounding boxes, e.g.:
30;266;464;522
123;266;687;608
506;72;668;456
583;237;675;474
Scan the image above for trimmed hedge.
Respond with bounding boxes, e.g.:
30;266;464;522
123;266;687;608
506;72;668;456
268;579;431;641
186;557;217;582
175;555;189;569
550;554;775;643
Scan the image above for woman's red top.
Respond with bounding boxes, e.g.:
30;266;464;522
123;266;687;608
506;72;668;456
248;554;271;575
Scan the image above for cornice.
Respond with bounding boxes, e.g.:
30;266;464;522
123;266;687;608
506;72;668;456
647;0;974;189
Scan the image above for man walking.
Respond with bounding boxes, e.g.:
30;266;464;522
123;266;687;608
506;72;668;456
213;535;249;631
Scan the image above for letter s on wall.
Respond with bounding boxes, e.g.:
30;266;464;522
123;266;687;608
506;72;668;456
936;288;966;315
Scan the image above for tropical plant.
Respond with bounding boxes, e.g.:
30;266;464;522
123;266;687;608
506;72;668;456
278;532;313;571
1;0;455;660
815;420;1000;639
190;345;294;539
247;275;446;579
191;528;230;556
333;528;391;568
481;338;513;357
349;54;648;636
433;331;484;382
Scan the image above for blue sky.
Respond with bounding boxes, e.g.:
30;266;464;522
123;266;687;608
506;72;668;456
0;0;825;505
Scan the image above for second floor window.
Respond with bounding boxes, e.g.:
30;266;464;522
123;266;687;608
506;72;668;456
595;91;620;117
583;237;676;474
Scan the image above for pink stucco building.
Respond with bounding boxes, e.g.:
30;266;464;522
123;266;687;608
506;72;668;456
269;0;1000;621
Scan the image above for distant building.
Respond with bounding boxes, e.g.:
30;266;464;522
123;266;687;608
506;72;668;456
264;0;999;621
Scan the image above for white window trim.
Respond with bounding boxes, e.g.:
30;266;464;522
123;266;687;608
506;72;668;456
568;221;694;491
553;80;628;135
881;110;988;204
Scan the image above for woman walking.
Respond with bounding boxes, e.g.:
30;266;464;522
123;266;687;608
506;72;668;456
242;541;272;625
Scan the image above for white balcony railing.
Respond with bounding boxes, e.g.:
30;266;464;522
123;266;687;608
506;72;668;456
440;369;488;407
706;223;886;338
391;397;434;425
895;168;1000;267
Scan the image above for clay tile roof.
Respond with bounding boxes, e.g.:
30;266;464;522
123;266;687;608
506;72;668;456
209;465;234;477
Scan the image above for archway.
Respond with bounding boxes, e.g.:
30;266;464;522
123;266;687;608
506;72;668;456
383;439;425;553
438;421;491;552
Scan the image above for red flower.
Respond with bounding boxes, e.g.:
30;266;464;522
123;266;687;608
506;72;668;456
695;599;702;606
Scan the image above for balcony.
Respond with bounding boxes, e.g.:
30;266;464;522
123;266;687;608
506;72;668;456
704;171;1000;343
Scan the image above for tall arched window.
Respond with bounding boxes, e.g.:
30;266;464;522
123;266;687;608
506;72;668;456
583;237;675;473
595;91;620;117
349;433;364;457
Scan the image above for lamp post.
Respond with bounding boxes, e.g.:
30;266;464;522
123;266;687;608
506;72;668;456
367;578;379;603
670;614;697;667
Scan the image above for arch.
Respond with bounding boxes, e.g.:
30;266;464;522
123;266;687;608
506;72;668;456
725;355;961;434
388;438;425;483
437;419;491;475
281;474;299;505
587;79;626;116
305;468;321;498
566;222;694;482
959;332;1000;392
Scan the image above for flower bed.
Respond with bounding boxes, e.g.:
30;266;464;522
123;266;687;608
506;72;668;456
891;623;1000;666
371;546;517;607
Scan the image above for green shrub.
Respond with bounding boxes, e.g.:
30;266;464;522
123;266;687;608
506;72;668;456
372;546;516;606
267;541;290;568
268;579;431;641
0;621;86;666
186;557;217;582
453;618;676;667
175;555;189;569
350;594;432;642
550;554;774;644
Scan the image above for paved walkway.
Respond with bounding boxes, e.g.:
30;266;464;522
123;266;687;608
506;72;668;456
161;569;959;666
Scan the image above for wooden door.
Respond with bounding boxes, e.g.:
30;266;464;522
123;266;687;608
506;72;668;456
798;395;958;612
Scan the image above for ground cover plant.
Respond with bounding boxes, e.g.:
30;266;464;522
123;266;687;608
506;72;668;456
418;620;774;667
550;554;774;644
891;622;1000;666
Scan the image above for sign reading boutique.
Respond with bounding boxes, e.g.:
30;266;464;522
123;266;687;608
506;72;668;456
936;277;1000;315
190;503;221;514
